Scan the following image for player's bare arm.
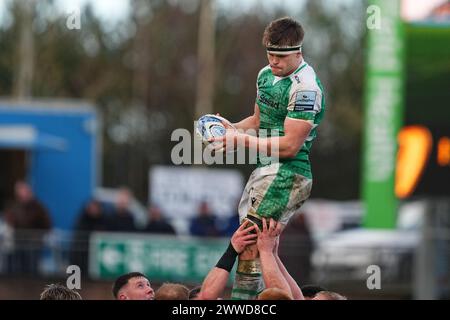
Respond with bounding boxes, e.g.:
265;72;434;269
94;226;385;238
214;116;312;158
257;218;293;299
273;236;304;300
198;221;257;300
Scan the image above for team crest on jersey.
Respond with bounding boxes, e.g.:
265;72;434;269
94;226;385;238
294;91;316;111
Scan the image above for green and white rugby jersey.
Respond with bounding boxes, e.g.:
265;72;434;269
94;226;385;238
255;59;325;179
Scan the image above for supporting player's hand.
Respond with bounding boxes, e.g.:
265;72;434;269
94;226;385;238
273;235;280;255
231;220;258;254
256;218;280;254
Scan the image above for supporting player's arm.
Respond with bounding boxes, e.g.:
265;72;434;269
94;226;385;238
198;221;257;300
257;218;293;299
273;237;304;300
197;267;230;300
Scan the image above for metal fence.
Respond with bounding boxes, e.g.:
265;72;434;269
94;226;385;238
0;228;79;277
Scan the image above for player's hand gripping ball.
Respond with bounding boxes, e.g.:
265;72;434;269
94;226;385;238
196;114;236;152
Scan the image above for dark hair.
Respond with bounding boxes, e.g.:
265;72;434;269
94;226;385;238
262;17;304;47
112;272;148;298
40;284;82;300
300;284;328;298
155;283;189;300
188;286;202;300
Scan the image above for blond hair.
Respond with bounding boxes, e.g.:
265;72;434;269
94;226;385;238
257;288;293;300
155;283;189;300
314;291;347;300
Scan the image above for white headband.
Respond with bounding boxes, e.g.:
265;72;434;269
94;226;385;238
266;43;302;55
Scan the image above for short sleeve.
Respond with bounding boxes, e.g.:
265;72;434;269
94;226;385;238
287;88;322;122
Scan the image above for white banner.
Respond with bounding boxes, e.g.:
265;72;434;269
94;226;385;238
149;166;244;219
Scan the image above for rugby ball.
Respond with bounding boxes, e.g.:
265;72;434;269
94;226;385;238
195;114;235;151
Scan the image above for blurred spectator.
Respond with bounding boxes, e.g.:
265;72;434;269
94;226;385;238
219;211;240;237
74;199;108;232
3;181;52;274
70;199;108;271
278;212;313;285
141;205;176;235
218;199;241;237
189;201;220;237
4;181;52;230
40;284;82;300
106;187;136;232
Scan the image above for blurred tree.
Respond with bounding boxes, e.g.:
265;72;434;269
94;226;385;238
298;0;366;199
13;0;35;99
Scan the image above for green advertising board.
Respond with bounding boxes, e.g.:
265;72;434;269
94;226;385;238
362;0;405;228
89;232;232;283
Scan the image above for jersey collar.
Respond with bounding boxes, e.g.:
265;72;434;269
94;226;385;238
293;59;307;74
272;59;307;83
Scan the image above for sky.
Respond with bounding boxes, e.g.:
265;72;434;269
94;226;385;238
54;0;305;18
0;0;304;26
1;0;447;27
56;0;131;22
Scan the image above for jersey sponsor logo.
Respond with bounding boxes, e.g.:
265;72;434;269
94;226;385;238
294;91;316;111
257;92;280;109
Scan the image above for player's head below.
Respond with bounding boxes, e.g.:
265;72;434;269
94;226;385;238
257;288;293;300
155;283;190;300
188;286;202;300
40;284;82;300
313;291;347;300
262;17;304;77
301;284;328;300
112;272;155;300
